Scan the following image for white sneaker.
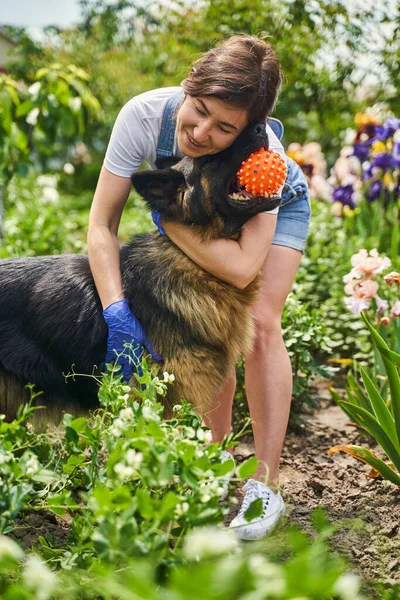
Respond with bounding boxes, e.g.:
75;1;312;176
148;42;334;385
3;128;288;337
218;450;235;501
229;479;285;540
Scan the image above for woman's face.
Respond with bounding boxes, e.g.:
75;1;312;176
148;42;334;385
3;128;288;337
176;95;248;157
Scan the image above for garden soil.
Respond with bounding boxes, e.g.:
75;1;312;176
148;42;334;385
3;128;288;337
228;379;400;592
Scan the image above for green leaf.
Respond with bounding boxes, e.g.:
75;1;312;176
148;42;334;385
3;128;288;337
136;489;154;519
158;491;179;521
47;492;79;516
31;469;60;484
361;313;400;445
237;456;258;479
333;399;400;472
360;368;398;450
213;458;235;477
244;498;263;522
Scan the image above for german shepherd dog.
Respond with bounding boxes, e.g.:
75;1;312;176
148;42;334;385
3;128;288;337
0;122;281;421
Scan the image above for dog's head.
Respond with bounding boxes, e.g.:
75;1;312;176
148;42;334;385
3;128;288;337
131;122;282;236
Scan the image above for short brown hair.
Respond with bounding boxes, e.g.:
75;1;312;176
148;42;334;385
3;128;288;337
181;34;282;122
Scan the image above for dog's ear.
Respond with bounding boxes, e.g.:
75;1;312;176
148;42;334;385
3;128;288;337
131;168;185;210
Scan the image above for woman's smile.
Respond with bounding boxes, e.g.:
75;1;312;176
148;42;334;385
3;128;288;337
186;131;206;149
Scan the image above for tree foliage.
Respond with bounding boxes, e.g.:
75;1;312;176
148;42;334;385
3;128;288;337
3;0;399;157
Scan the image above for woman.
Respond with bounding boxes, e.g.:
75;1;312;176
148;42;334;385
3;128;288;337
87;34;310;540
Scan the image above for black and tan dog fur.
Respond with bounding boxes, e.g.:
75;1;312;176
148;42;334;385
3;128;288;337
0;122;281;421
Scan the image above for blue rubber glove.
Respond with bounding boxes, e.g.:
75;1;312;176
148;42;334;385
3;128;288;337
103;299;162;382
152;210;166;236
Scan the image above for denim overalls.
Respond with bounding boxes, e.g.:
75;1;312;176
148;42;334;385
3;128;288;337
156;91;311;252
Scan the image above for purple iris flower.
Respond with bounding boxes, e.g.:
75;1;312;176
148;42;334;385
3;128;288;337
367;180;382;202
333;184;355;207
372;125;387;141
392;142;400;167
382;117;400;139
371;152;396;170
362;163;373;180
352;143;370;162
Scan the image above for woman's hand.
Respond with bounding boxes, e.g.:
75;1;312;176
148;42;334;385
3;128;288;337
103;299;162;382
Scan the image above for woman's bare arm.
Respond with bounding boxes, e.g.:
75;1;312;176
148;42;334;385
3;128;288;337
87;167;132;309
162;212;278;289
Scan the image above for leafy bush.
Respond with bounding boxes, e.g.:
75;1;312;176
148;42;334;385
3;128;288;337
0;364;369;599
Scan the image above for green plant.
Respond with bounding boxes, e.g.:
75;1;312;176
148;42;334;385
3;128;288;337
329;312;400;485
0;513;368;600
0;64;101;236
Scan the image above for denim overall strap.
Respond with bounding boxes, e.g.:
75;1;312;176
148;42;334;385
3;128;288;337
156;90;185;162
268;117;284;141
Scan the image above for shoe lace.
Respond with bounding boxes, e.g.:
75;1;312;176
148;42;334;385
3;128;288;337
237;479;271;518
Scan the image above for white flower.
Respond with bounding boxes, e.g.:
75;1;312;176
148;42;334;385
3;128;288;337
390;300;400;317
162;371;175;383
175;502;189;516
26;456;39;476
119;407;133;420
248;554;285;595
333;573;361;600
375;295;389;314
393;129;400;143
0;535;24;561
344;128;356;145
23;554;58;600
28;82;41;96
114;462;134;479
63;162;75;175
343;295;370;314
204;430;212;443
142;405;157;421
113;418;124;430
26;107;40;126
37;175;57;189
196;428;205;442
184;527;239;560
42;187;60;204
186;427;196;439
68;97;82;112
125;449;143;470
362;160;371;171
0;451;12;465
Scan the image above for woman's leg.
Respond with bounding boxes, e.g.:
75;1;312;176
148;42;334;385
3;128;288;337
245;244;302;488
205;245;302;468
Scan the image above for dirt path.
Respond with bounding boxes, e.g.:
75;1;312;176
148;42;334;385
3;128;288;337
229;381;400;590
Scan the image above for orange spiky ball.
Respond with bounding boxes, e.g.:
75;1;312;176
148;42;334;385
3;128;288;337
237;148;287;197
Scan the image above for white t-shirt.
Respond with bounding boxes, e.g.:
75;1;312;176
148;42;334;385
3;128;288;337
104;86;284;213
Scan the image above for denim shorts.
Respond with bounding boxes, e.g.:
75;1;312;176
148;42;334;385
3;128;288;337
272;157;311;252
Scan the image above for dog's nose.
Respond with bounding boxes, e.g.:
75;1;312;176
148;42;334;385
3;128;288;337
252;122;268;146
